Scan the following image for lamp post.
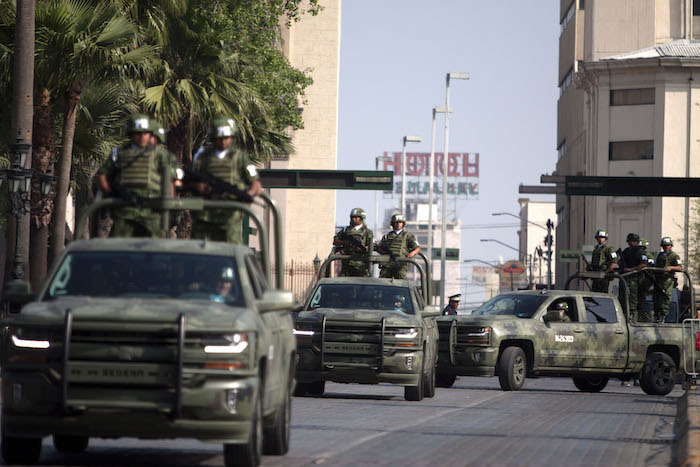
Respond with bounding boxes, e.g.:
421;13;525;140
375;154;392;233
4;132;57;282
400;136;421;217
439;71;469;310
428;106;450;273
479;239;522;291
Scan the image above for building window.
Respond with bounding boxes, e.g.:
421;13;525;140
559;67;574;96
694;0;700;16
560;1;575;35
609;140;654;161
610;88;655;106
557;140;567;161
579;0;584;9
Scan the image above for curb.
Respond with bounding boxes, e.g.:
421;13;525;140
677;387;700;467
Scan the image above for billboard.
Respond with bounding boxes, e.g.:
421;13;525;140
379;152;479;200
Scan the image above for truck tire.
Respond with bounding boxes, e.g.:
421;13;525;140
572;376;609;392
224;386;262;467
405;353;425;401
498;346;526;391
423;362;436;398
640;352;676;396
1;434;42;465
263;377;292;455
436;373;457;388
53;434;89;453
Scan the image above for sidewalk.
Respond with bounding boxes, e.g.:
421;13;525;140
677;386;700;467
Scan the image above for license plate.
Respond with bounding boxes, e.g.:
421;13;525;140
67;362;175;385
323;343;377;354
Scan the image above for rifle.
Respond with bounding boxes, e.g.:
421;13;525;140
110;180;140;206
335;230;368;254
374;243;397;262
616;248;626;270
182;167;254;203
643;269;670;300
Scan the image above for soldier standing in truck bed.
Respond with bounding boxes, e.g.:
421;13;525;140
620;233;647;321
333;207;374;277
376;214;420;280
654;237;683;323
589;229;618;293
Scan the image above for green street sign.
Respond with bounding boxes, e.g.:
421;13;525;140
560;249;584;263
432;248;459;261
259;169;393;190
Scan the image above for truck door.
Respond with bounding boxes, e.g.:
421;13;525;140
577;296;627;369
538;296;586;367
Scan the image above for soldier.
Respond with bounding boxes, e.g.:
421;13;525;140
333;208;374;277
376;214;421;279
637;238;654;322
97;114;176;237
589;229;618;293
653;237;683;323
150;120;167;148
620;233;647;321
549;302;572;322
443;294;460;315
189;117;262;244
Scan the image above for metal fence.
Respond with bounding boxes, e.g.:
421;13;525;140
271;260;318;306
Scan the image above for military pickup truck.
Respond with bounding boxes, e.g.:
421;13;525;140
294;254;440;401
1;195;296;467
436;271;694;396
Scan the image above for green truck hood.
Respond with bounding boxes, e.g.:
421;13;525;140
15;297;255;332
297;308;419;327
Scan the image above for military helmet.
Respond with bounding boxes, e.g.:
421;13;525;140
553;302;569;311
126;114;152;134
640;238;649;249
595;229;608;238
220;267;235;281
626;233;640;242
350;207;366;221
390;213;406;227
660;237;673;247
151;120;166;144
209;116;236;139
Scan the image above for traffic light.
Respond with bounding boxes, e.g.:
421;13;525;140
543;235;553;247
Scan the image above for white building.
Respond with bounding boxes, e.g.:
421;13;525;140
517;198;556;287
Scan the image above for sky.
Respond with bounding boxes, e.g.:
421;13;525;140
334;1;560;305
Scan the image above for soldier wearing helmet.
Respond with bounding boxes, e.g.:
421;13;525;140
189;117;262;244
97;114;176;237
333;208;374;277
620;232;647;320
376;213;420;279
589;229;618;293
549;301;572;322
636;238;654;322
653;237;683;323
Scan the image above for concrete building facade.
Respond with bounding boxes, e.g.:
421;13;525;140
517;198;556;287
555;0;700;285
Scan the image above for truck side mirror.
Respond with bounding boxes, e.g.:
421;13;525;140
257;290;297;313
543;310;562;323
3;280;35;311
422;305;441;317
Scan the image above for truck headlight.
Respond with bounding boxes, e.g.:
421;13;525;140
204;333;248;354
464;327;491;345
11;335;50;349
394;328;418;339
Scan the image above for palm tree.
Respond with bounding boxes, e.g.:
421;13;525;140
34;0;154;261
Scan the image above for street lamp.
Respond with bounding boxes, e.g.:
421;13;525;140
400;135;421;216
492;212;554;289
427;106;451;271
480;238;520;255
440;71;469;310
375;154;393;233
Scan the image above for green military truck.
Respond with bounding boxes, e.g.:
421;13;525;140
436;270;695;395
294;254;440;401
1;195;296;467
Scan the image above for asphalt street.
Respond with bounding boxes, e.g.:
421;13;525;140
2;376;682;466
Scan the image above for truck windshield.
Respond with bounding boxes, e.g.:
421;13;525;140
44;251;244;307
307;284;414;315
472;295;547;318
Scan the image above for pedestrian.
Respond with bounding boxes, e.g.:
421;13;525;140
96;114;176;237
653;237;683;323
620;233;646;321
376;214;420;279
189;117;262;244
333;207;374;277
443;294;460;315
589;229;618;293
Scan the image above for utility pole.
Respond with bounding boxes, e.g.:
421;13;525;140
546;219;554;289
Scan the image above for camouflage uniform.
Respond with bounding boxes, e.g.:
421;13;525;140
378;229;419;279
98;141;175;238
637;238;654;322
190;145;258;245
334;222;374;277
620;240;646;320
590;234;618;293
654;241;682;321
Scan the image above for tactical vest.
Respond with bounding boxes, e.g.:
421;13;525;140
118;147;161;192
388;231;409;257
656;251;680;278
196;148;246;189
591;245;604;270
345;225;370;246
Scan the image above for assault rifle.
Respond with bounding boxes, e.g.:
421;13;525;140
182;167;254;203
110;180;140;206
335;230;368;254
643;269;670;300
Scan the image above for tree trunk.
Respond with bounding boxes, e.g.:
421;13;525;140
49;85;82;264
29;87;55;289
6;0;35;286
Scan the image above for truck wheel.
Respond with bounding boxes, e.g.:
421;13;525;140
405;353;425;401
423;362;436;398
224;386;262;467
53;434;89;453
498;346;526;391
640;352;676;396
1;434;42;465
572;376;609;392
436;373;457;388
263;378;292;455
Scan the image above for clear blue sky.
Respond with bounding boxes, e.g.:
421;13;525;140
335;1;559;303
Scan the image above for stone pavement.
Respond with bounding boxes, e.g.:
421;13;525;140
676;385;700;467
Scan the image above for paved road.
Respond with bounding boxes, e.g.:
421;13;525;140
4;377;682;466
